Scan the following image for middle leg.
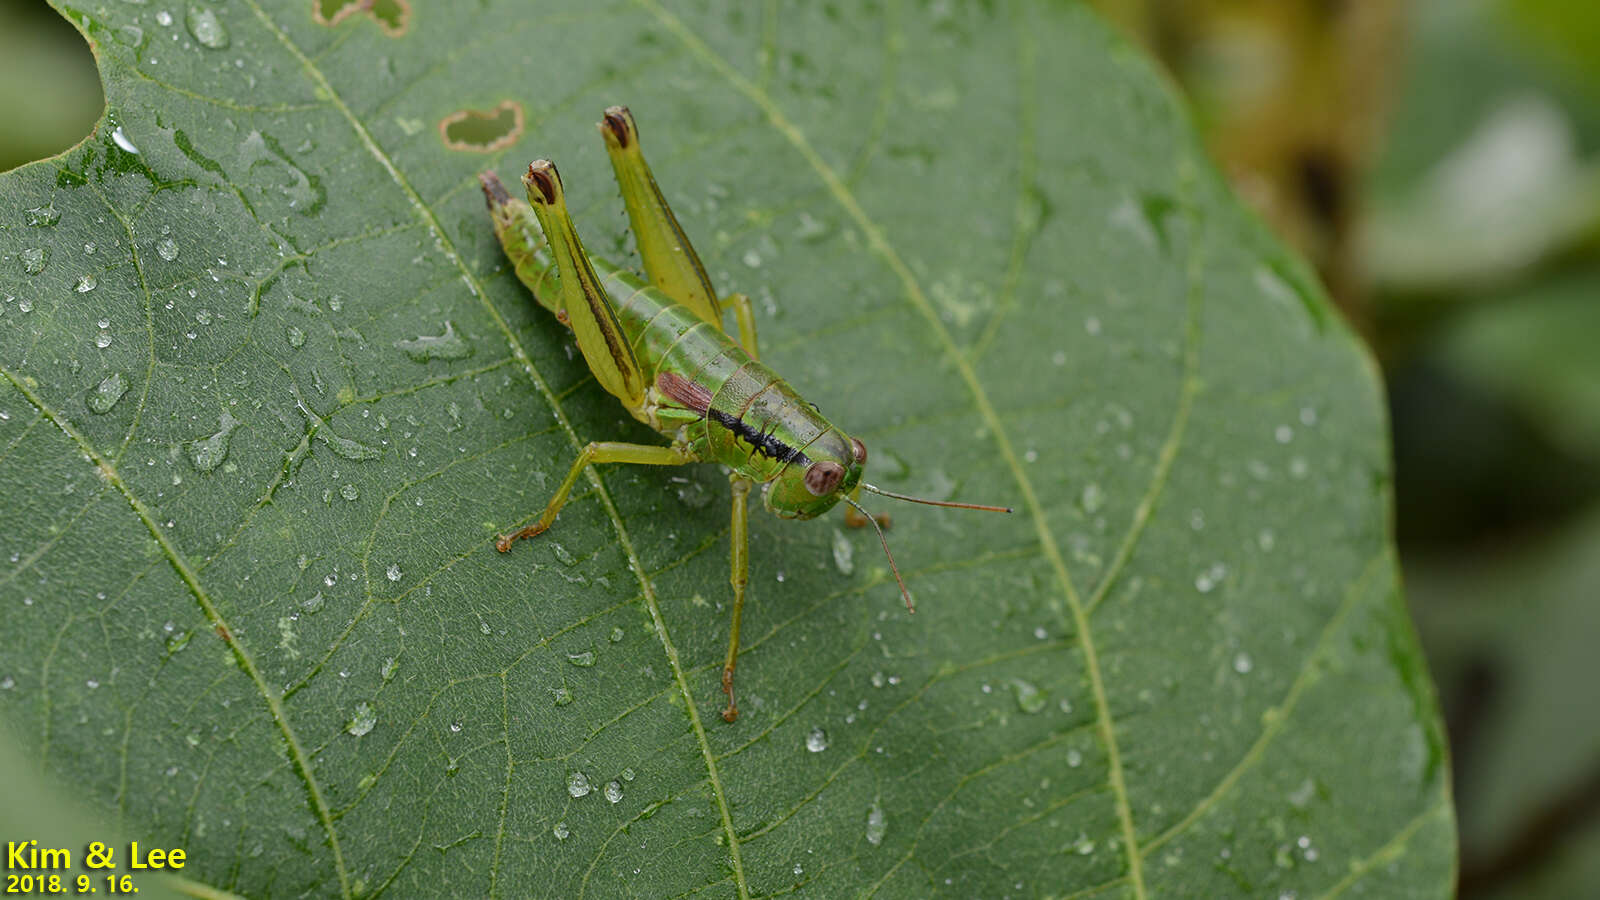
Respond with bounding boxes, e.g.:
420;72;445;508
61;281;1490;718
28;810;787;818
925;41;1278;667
497;441;692;551
721;473;753;723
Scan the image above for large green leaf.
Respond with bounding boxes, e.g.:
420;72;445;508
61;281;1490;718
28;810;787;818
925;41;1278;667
0;1;1453;896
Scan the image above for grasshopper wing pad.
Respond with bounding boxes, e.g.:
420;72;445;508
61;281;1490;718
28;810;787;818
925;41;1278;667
657;371;713;416
525;162;646;407
600;106;723;330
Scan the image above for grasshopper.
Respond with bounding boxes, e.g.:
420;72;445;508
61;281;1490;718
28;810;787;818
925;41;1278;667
481;106;1009;722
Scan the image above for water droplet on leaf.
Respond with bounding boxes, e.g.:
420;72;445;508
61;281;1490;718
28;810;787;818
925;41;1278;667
346;702;376;736
86;373;128;413
395;321;472;362
187;412;239;472
21;248;48;275
830;529;854;575
1010;678;1046;714
865;803;887;846
805;727;829;753
111;126;140;154
184;5;230;48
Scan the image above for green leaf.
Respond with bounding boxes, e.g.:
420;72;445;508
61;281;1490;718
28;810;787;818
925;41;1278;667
0;2;1453;897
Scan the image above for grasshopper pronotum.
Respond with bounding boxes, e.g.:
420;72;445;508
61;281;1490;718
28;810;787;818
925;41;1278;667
481;107;1009;722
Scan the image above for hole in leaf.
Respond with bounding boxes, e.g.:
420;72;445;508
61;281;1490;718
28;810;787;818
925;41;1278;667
312;0;411;37
438;101;525;153
2;3;104;172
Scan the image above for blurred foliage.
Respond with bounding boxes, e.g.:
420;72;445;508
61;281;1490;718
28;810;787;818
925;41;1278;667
1371;2;1600;899
6;0;1598;896
0;1;103;173
1099;0;1600;897
1095;0;1405;324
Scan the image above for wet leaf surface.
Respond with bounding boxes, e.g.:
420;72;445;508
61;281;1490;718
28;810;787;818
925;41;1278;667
0;2;1452;896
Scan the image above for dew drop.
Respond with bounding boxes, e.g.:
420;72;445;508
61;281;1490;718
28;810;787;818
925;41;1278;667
95;331;112;349
302;592;325;614
285;325;306;348
346;701;376;736
340;483;359;501
111;126;140;154
21;248;48;275
17;297;34;313
73;274;97;293
566;771;592;798
382;657;398;680
1194;562;1227;593
1233;652;1253;674
449;720;462;732
156;237;179;261
805;726;829;753
864;803;887;846
187;411;239;472
673;479;712;508
86;373;128;414
1274;424;1294;444
386;563;402;582
1079;482;1104;514
566;650;596;668
25;205;60;227
0;676;14;690
552;822;570;840
621;767;635;782
320;431;382;461
1066;748;1083;768
551;543;576;566
395;321;472;362
1072;833;1096;855
184;5;230;48
608;626;624;643
552;687;573;706
1010;678;1047;714
604;780;623;804
830;528;854;575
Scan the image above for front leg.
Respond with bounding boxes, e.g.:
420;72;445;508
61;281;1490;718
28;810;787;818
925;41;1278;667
497;441;692;550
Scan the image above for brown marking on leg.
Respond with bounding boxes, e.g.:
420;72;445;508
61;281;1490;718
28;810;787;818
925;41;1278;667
495;521;550;552
721;666;739;723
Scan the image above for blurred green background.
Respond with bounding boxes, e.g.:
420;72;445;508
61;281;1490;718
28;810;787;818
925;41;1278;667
4;0;1597;895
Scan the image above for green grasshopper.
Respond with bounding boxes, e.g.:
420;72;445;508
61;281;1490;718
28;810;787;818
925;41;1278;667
480;106;1009;722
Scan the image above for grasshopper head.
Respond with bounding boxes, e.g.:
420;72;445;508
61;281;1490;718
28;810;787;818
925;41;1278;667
762;433;868;520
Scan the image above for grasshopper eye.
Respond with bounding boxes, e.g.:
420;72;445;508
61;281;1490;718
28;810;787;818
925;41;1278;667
850;438;867;466
804;461;846;496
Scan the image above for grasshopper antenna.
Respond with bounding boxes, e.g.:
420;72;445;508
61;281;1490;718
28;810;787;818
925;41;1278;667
845;495;916;613
860;482;1013;514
